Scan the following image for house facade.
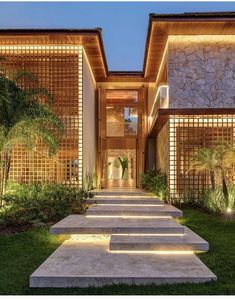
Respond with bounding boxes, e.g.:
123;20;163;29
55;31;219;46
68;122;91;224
0;12;235;198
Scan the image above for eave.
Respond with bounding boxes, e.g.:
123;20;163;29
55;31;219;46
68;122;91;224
144;12;235;82
149;108;235;137
0;28;108;82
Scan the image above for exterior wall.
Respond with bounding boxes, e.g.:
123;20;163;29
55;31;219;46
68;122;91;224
0;45;83;186
168;36;235;108
156;121;169;180
82;52;97;179
169;114;235;199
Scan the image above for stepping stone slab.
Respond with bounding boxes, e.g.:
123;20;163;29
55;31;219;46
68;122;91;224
92;189;151;196
30;240;216;288
50;214;185;235
86;205;183;218
86;197;164;205
110;227;209;252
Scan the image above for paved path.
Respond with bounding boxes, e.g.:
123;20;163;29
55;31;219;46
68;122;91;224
30;189;216;288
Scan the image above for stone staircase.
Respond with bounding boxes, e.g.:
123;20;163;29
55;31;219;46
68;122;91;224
30;189;216;288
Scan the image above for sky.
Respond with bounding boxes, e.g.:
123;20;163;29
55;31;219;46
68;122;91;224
0;1;235;71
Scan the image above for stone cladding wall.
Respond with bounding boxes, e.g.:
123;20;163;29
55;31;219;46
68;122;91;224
168;37;235;108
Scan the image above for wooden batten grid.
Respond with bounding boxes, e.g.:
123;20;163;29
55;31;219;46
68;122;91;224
0;44;84;186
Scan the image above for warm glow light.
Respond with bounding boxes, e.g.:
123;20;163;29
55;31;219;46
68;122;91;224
94;195;156;199
111;233;184;236
95;204;164;207
109;250;194;255
227;208;232;213
86;215;172;219
78;47;83;187
149;85;169;128
169;35;235;44
83;48;96;85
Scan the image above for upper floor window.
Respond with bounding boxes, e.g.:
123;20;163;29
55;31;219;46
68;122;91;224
106;90;138;137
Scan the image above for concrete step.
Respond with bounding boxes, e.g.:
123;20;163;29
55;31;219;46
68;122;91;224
86;204;183;218
92;189;150;196
110;227;209;252
50;214;185;235
86;197;164;205
30;239;216;288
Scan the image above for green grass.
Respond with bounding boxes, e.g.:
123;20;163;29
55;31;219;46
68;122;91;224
0;208;235;295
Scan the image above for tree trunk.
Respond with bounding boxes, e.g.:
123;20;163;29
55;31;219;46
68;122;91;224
210;170;216;191
0;149;12;206
221;169;229;208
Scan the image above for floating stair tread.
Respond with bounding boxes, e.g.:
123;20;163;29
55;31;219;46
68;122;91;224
86;204;183;217
110;227;209;251
92;189;152;196
87;197;164;205
30;240;216;288
50;214;185;235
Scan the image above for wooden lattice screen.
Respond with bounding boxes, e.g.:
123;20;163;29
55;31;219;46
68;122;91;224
169;115;235;198
0;45;83;186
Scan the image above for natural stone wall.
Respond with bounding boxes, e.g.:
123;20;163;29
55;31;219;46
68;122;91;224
168;37;235;108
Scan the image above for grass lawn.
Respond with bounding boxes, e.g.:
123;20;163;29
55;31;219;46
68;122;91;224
0;208;235;295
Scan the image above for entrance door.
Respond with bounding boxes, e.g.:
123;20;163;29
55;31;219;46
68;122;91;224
107;149;136;188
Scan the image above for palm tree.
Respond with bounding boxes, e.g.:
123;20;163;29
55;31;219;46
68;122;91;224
213;141;235;208
118;156;128;179
0;57;63;206
189;147;218;191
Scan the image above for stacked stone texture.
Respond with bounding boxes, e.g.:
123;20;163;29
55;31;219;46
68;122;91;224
168;40;235;108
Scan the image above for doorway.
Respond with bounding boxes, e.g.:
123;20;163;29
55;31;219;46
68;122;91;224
107;149;136;188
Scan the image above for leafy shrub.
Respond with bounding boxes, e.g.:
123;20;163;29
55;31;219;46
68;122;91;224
140;170;168;200
170;185;235;215
0;182;92;228
83;171;97;191
202;185;235;214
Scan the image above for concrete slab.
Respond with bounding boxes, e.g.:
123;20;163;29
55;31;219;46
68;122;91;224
30;240;216;288
86;197;164;205
110;227;209;252
92;189;151;196
50;214;185;235
86;205;183;218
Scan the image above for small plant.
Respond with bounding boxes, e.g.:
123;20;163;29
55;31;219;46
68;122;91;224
0;182;92;229
83;171;97;191
140;170;168;200
202;185;235;215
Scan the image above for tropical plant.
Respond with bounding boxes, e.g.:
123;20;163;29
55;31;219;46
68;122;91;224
189;141;235;211
118;156;128;179
189;147;217;191
0;182;92;228
0;56;63;206
213;141;235;208
140;169;168;200
83;171;97;191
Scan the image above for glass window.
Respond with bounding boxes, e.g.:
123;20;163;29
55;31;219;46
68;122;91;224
106;90;138;137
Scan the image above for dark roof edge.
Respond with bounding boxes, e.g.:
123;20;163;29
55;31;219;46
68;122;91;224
108;71;143;77
149;11;235;20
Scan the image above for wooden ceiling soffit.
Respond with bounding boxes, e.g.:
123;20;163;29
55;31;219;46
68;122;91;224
144;19;235;82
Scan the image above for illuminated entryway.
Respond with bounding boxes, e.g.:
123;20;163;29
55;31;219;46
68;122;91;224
107;149;136;188
97;88;147;189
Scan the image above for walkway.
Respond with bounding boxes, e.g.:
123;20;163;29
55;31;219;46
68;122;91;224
30;189;216;288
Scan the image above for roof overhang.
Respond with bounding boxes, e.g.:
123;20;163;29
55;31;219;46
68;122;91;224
0;29;108;81
144;12;235;82
149;108;235;137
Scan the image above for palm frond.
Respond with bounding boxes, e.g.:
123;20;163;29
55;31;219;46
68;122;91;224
11;70;38;83
24;86;54;104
